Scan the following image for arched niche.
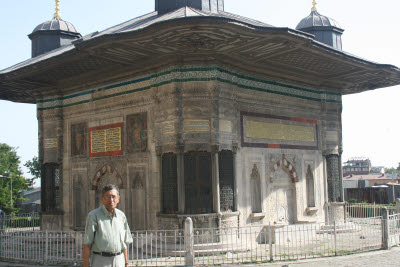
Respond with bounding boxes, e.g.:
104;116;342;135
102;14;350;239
267;155;298;224
269;156;298;184
92;163;123;208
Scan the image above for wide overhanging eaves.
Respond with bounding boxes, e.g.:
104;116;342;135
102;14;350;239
0;16;399;104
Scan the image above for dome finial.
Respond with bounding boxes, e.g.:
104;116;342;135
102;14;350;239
311;0;317;12
54;0;61;18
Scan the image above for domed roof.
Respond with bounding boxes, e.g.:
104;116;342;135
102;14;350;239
296;11;342;30
31;17;79;34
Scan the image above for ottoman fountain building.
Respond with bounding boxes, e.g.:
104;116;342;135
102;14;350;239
0;0;399;230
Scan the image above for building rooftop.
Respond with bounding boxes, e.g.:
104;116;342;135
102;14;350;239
0;4;399;103
30;17;79;34
344;173;399;181
296;10;342;30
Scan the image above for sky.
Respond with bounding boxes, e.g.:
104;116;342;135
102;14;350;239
0;0;399;184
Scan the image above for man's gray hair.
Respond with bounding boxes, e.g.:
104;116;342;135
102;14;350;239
102;184;120;195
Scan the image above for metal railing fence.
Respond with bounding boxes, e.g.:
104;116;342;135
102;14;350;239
193;218;383;266
128;230;185;266
345;202;397;219
388;213;400;247
0;231;83;265
0;214;399;266
0;212;40;232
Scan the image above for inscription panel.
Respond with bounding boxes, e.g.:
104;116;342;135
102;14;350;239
162;121;175;135
326;130;339;142
219;120;232;133
241;112;318;150
44;138;57;149
89;123;123;157
183;120;210;132
246;121;315;142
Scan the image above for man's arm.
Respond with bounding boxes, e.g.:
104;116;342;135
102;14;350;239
123;248;128;266
83;244;91;267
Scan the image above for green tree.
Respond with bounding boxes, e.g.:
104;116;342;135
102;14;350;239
385;167;396;173
0;143;30;214
24;156;41;183
397;162;400;171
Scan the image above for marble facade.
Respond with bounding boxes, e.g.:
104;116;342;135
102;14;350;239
38;65;342;230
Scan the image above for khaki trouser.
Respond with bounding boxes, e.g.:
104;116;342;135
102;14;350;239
91;253;125;267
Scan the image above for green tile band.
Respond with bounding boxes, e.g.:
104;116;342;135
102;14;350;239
37;65;341;111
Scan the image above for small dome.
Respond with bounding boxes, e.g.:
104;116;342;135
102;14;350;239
32;17;79;34
296;11;341;30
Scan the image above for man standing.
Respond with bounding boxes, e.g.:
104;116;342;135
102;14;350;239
83;184;133;267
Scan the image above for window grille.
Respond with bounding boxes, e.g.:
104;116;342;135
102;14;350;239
162;153;178;214
219;150;235;212
184;152;212;214
42;163;61;212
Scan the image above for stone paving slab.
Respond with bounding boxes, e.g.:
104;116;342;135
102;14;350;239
237;246;400;267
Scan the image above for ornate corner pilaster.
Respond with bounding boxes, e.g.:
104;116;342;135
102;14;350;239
211;144;220;153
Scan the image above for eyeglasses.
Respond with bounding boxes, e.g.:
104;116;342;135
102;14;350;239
103;195;119;200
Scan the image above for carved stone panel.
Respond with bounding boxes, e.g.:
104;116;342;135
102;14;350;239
73;171;88;229
126;113;147;152
71;123;87;157
129;165;147;230
274;187;295;224
250;164;262;213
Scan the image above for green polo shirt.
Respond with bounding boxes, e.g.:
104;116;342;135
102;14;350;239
84;205;133;253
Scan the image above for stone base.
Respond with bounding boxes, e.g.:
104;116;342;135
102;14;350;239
41;213;63;230
156;212;240;244
317;223;356;234
327;202;345;224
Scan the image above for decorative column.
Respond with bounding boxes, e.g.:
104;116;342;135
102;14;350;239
211;145;220;214
177;145;185;214
325;152;345;223
232;144;238;212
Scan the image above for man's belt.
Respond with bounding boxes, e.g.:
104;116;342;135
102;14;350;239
93;251;122;257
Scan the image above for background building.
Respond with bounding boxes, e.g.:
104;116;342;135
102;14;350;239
343;157;371;176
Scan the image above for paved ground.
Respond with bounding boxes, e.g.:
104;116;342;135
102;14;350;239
1;247;400;266
242;246;400;267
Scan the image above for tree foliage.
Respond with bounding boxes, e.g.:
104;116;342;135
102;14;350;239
385;165;400;176
0;143;31;214
24;156;41;181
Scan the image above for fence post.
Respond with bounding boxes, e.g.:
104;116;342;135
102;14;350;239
45;230;49;264
184;217;194;266
396;198;400;213
374;202;376;218
334;220;337;256
382;207;390;249
268;222;273;262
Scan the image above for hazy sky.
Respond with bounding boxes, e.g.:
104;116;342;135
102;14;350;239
0;0;399;183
